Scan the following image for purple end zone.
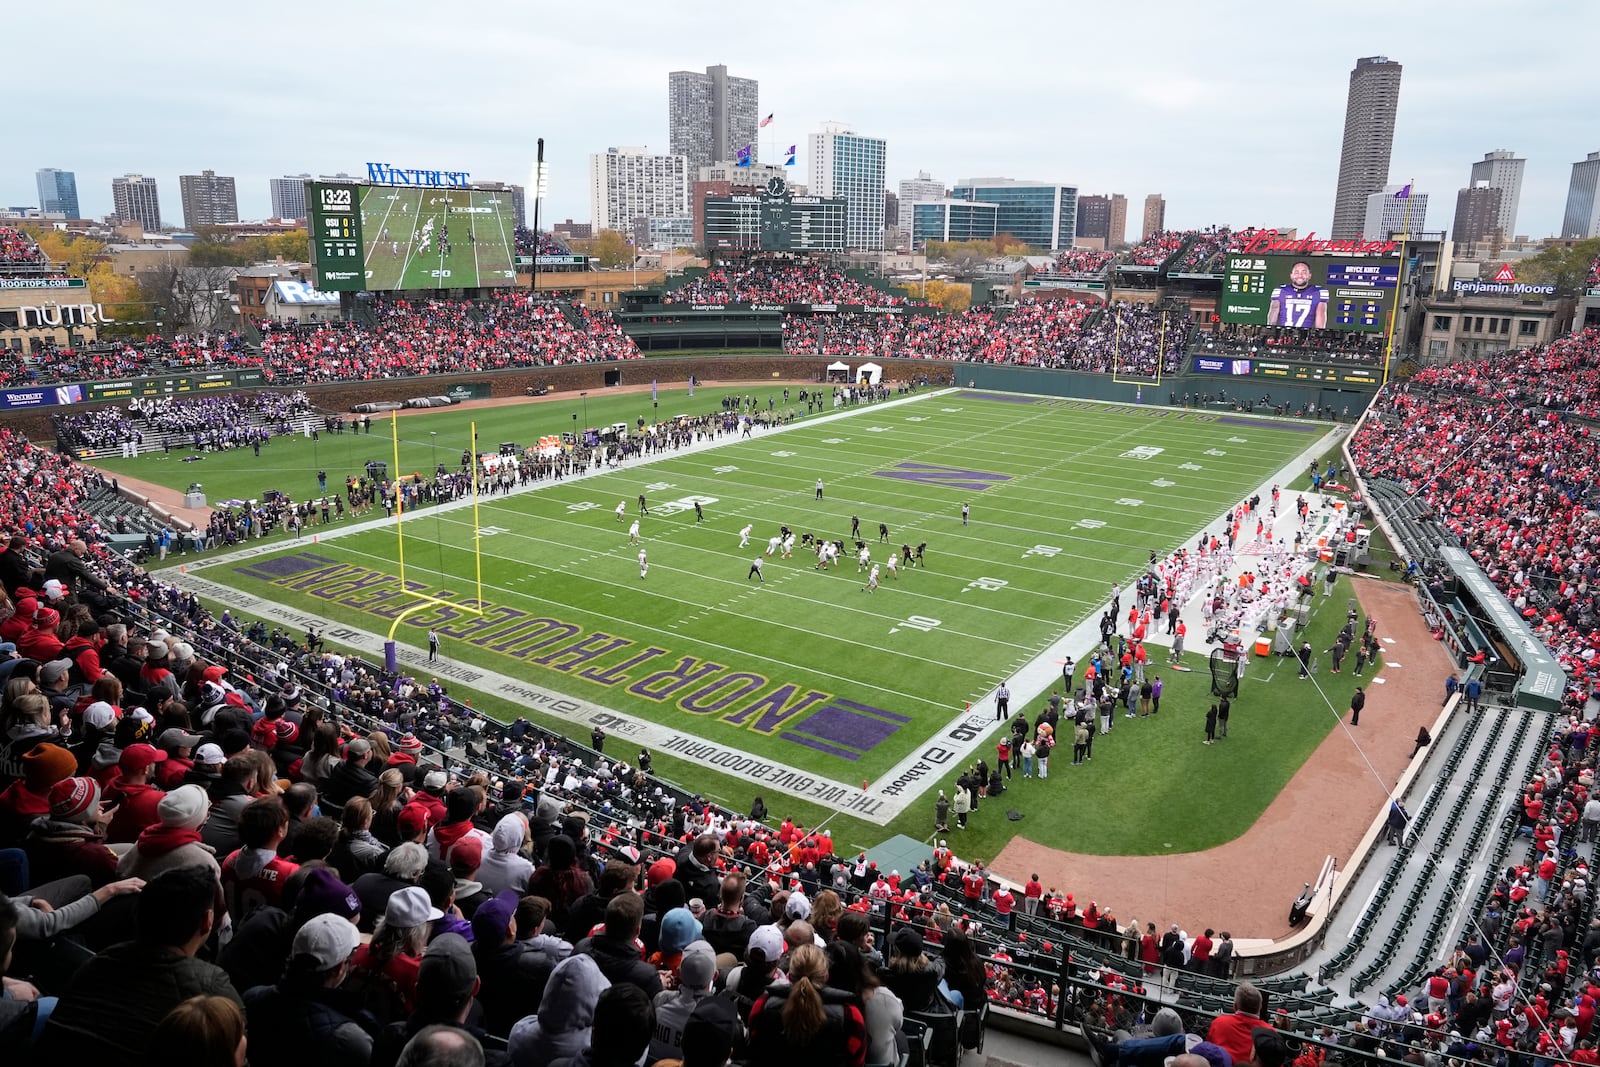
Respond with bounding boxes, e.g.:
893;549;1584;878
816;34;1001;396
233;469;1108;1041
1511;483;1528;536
1216;416;1322;433
235;553;337;581
957;391;1037;404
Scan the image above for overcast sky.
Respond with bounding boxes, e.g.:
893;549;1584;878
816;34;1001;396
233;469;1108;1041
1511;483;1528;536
9;1;1597;240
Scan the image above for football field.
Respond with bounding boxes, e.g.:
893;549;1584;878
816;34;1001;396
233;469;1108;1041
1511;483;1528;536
359;186;517;290
172;390;1340;841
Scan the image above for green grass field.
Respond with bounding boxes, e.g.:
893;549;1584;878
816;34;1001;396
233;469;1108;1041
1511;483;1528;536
359;186;516;290
100;389;1381;858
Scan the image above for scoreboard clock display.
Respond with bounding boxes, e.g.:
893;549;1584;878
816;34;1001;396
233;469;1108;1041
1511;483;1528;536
1218;254;1398;334
307;182;367;292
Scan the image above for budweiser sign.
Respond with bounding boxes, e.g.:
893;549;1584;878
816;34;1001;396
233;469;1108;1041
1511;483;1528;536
1238;230;1399;256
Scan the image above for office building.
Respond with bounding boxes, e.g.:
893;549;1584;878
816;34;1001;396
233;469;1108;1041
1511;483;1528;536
269;175;311;221
669;64;760;174
179;170;239;227
588;147;690;234
1077;193;1128;248
1452;183;1505;247
35;168;79;218
809;122;888;251
911;199;998;248
1562;151;1600;239
111;173;163;231
1363;184;1428;241
476;181;527;227
1468;150;1524;242
1142;194;1166;240
949;178;1077;251
1331;56;1403;239
552;219;592;241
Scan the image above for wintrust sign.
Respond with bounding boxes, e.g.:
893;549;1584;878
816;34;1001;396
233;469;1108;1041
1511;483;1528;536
365;163;472;187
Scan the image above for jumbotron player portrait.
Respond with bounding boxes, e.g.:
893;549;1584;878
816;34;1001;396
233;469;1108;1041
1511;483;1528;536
1268;260;1329;329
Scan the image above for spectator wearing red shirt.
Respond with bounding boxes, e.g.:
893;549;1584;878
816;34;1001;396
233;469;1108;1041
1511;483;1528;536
1024;874;1044;915
1207;982;1275;1064
961;865;984;903
1192;928;1215;971
221;795;300;921
104;742;168;844
992;884;1016;931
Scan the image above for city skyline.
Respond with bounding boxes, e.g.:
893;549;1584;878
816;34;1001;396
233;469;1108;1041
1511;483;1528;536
6;1;1597;241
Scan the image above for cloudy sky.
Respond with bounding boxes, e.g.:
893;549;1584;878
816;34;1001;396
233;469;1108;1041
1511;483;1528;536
9;1;1597;239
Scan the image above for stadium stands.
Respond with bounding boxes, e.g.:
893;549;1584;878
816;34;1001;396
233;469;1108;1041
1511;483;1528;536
663;260;917;307
55;391;317;453
1123;230;1190;268
513;225;574;258
1050;247;1115;276
1169;228;1233;273
0;225;48;268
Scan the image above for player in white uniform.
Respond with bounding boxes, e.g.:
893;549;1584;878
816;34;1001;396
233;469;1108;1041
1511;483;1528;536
886;552;899;580
864;564;880;593
628;520;641;545
739;523;752;548
766;535;782;557
824;541;840;568
638;548;648;578
815;541;829;569
616;500;627;522
781;534;795;558
858;545;872;572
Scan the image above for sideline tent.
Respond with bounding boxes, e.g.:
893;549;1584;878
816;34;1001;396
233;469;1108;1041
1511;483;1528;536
856;362;883;385
826;360;851;382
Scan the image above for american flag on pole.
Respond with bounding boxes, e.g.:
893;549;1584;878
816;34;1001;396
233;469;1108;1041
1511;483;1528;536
760;113;774;128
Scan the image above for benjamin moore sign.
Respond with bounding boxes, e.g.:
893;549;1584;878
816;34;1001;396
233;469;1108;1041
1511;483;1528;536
1452;278;1556;297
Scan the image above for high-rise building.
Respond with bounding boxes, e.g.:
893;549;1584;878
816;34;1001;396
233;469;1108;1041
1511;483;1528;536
1142;194;1166;240
1468;150;1524;242
1077;194;1128;248
912;199;999;248
1331;56;1403;239
35;168;79;218
588;147;690;234
269;175;311;221
1363;184;1428;241
668;64;760;174
475;181;527;228
111;173;162;231
1452;183;1505;247
809;123;888;251
1561;151;1600;239
949;179;1077;251
179;170;239;227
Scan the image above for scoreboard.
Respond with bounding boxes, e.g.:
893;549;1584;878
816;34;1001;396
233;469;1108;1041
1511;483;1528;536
307;182;367;291
705;177;847;253
1220;254;1399;333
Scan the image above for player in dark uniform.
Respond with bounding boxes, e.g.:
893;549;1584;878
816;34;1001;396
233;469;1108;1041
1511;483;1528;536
915;542;927;567
1269;261;1328;329
902;543;914;566
879;522;890;543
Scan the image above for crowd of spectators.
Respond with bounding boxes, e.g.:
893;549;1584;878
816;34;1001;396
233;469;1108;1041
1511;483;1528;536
1049;248;1115;276
1170;228;1233;274
513;228;574;259
1123;231;1191;268
1587;251;1600;291
1201;325;1388;363
784;299;1188;375
1349;329;1600;684
664;261;915;308
0;334;253;389
0;228;48;269
55;392;316;452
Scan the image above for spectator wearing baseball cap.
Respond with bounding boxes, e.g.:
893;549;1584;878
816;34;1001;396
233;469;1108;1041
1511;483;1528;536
182;742;226;789
0;741;77;843
350;885;441;1018
35;866;242;1062
154;727;206;790
650;938;719;1063
21;775;119;886
371;932;489;1066
243;912;373;1066
471;888;572;1037
60;618;104;686
104;742;169;844
119;784;217;881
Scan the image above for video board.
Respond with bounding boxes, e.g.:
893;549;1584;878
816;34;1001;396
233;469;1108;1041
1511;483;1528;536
308;181;518;292
1219;255;1399;333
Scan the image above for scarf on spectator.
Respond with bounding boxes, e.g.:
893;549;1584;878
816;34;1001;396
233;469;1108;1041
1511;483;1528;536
433;818;474;856
135;822;203;857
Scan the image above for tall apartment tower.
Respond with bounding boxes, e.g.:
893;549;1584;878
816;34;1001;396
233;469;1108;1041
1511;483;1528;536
1467;149;1524;242
1077;194;1128;247
810;123;887;251
1452;184;1505;247
1330;56;1403;239
668;65;760;174
270;175;311;220
111;173;163;231
36;168;79;218
1141;194;1166;240
1561;152;1600;239
588;147;690;233
179;170;239;227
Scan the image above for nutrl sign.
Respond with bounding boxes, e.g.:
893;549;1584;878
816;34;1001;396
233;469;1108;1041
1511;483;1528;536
365;163;472;187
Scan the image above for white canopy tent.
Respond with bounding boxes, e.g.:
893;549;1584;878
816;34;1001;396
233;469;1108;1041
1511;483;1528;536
856;361;884;385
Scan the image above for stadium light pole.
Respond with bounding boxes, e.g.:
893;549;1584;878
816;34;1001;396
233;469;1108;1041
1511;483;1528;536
530;139;546;298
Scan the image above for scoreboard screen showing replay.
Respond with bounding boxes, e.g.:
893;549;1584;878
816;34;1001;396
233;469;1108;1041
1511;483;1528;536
1219;254;1399;333
308;181;518;293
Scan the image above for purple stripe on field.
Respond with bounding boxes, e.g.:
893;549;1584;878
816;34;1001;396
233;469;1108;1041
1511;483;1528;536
782;733;862;760
235;553;337;580
957;391;1037;404
834;698;912;724
796;705;902;751
1215;416;1322;433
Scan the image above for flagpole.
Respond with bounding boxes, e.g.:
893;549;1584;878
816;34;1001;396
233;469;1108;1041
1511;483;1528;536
1380;179;1414;389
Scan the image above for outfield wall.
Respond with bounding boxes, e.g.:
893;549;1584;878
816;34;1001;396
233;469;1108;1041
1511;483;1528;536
962;362;1374;416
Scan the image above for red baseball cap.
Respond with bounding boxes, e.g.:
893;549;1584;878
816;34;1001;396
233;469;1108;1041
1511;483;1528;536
120;742;169;773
